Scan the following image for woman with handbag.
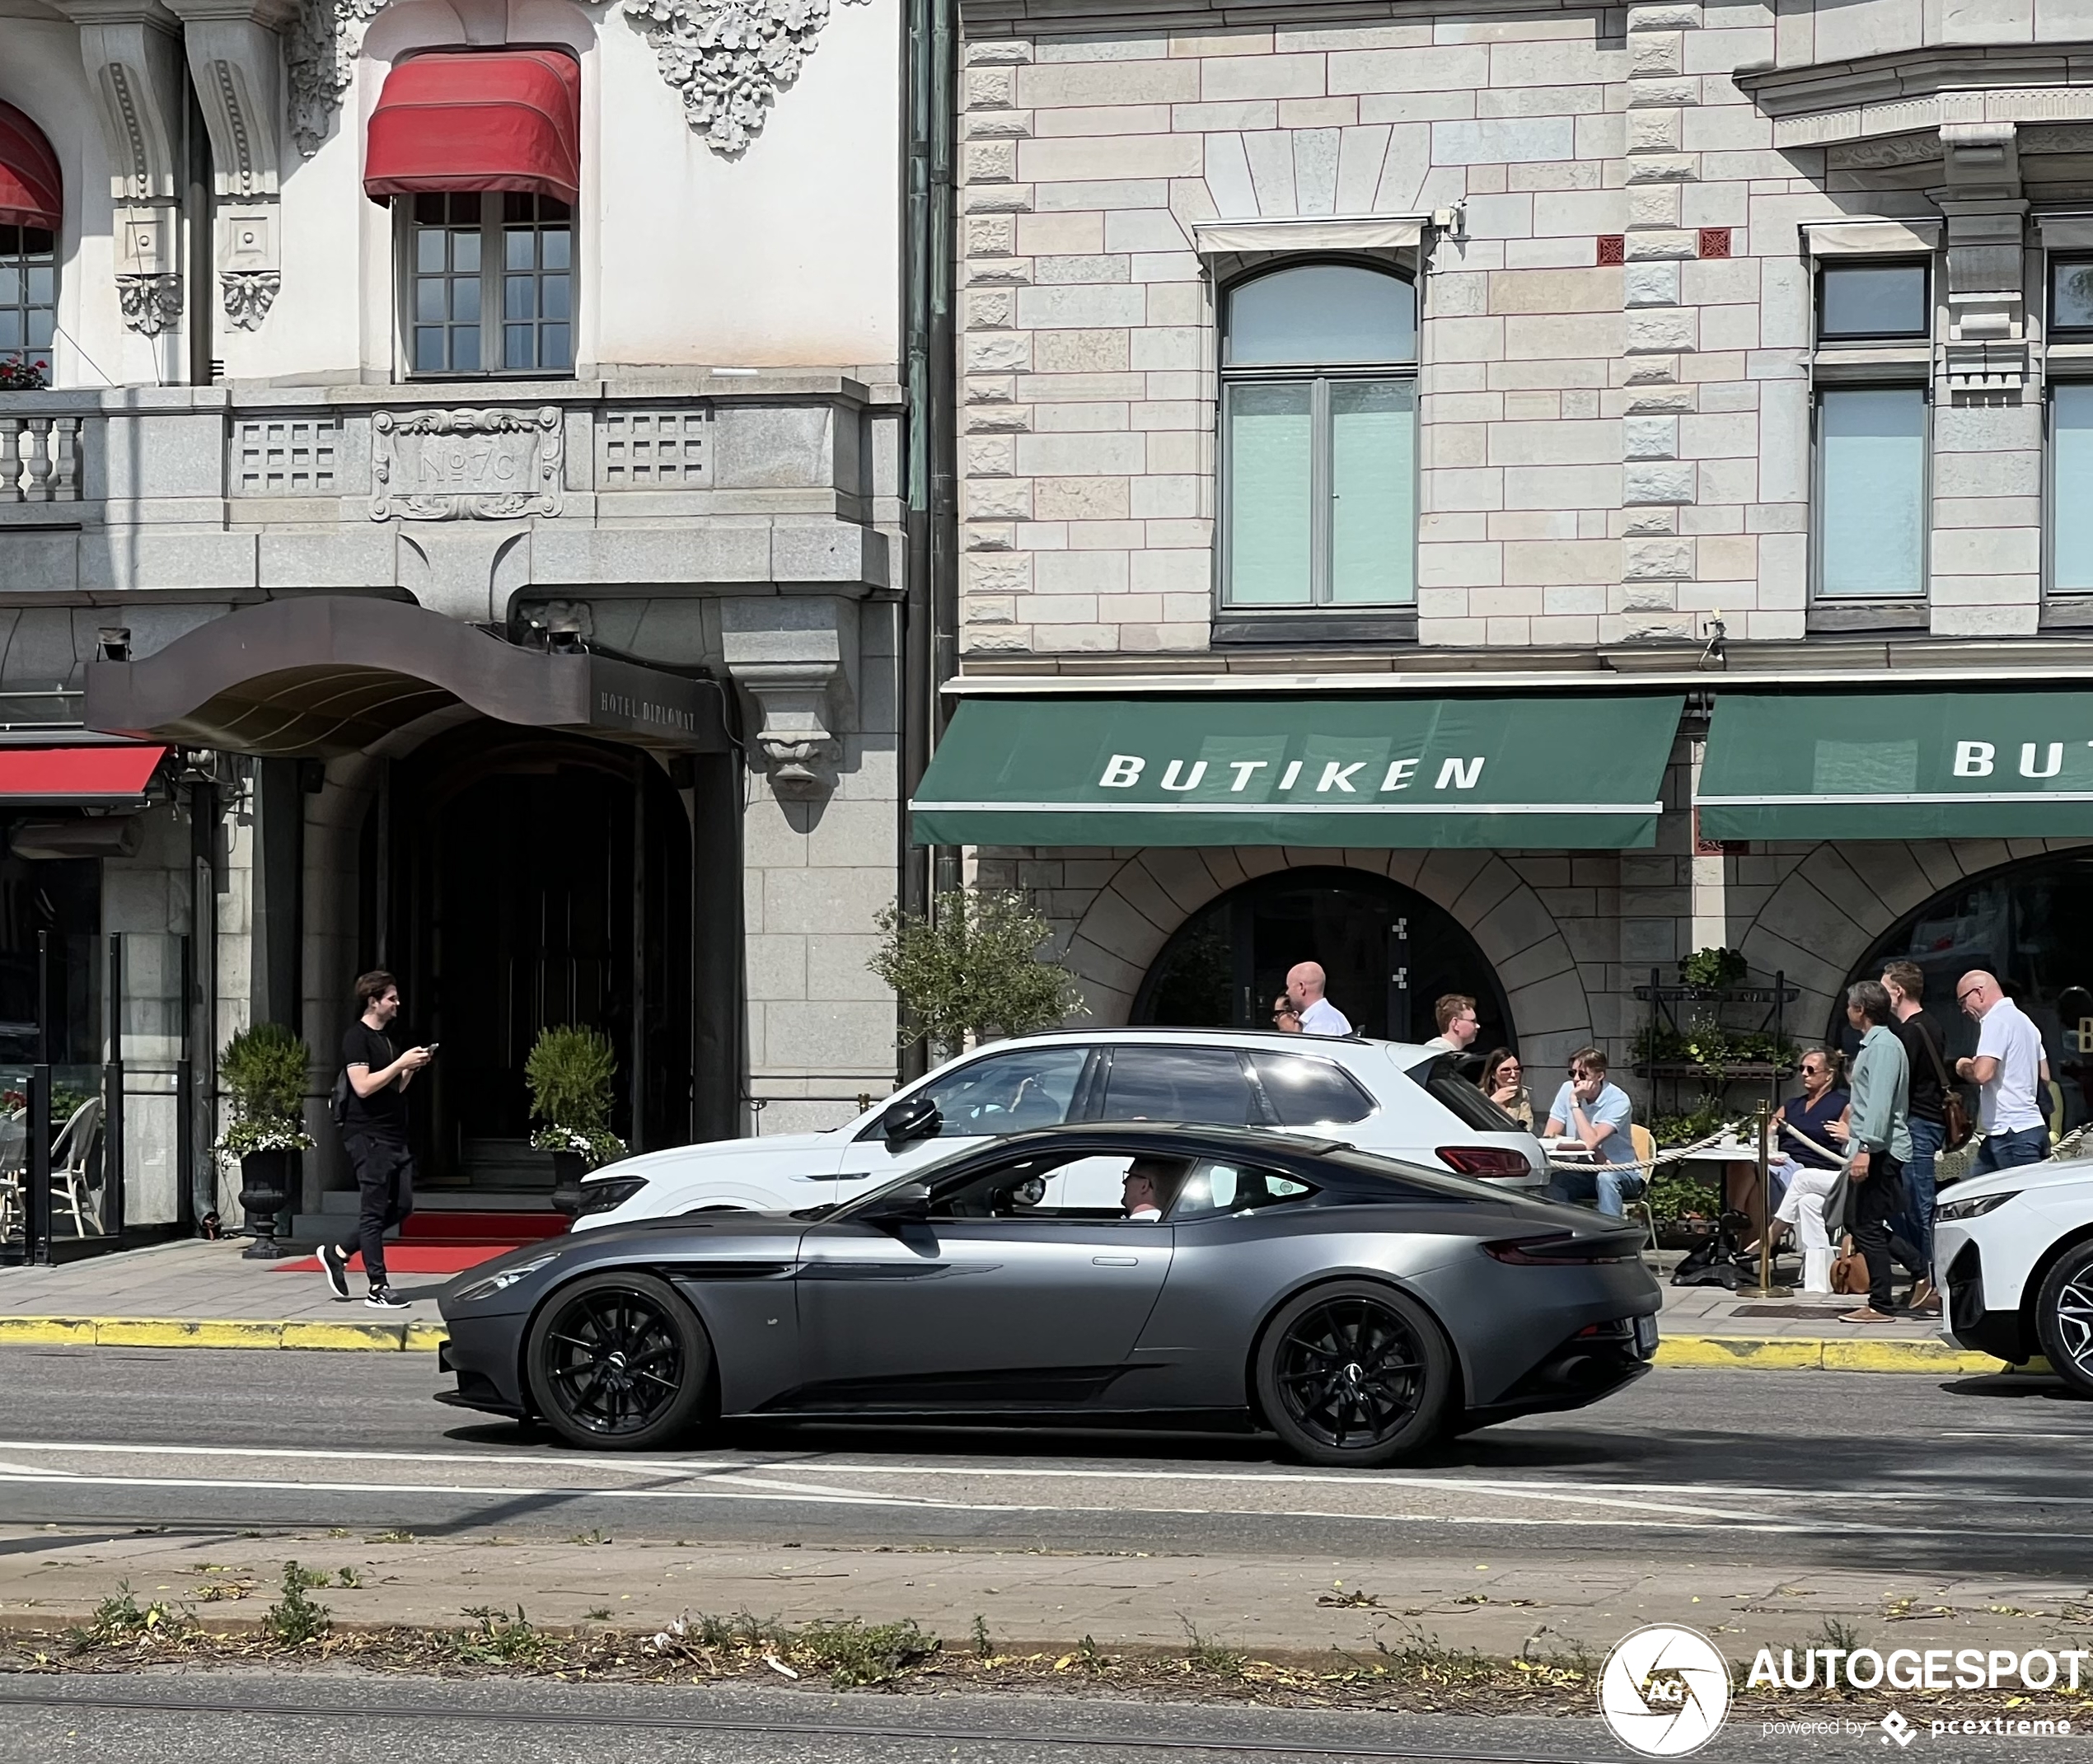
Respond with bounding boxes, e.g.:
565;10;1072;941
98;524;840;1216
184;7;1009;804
1839;980;1932;1324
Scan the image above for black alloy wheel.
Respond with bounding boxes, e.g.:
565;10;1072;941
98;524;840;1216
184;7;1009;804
2035;1242;2093;1398
1254;1280;1451;1467
525;1270;711;1450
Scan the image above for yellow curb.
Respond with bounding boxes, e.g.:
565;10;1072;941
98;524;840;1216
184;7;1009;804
403;1321;450;1353
0;1316;98;1345
1820;1338;2006;1376
95;1318;286;1350
280;1321;412;1351
1655;1336;1824;1369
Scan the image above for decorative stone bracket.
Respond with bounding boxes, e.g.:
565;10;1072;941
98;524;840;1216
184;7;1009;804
1938;124;2029;395
720;597;859;799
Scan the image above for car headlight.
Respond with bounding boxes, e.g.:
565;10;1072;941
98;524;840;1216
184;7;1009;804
452;1251;564;1303
1936;1191;2019;1223
575;1175;647;1217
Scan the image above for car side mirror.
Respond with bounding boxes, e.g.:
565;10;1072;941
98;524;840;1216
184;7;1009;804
867;1179;931;1221
879;1095;942;1146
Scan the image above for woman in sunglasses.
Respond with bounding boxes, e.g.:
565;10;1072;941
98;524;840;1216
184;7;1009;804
1477;1047;1533;1130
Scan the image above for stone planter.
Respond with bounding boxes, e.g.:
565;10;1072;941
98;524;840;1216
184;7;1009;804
237;1147;295;1260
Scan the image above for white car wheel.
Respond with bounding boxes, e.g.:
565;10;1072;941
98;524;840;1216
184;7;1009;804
2034;1241;2093;1397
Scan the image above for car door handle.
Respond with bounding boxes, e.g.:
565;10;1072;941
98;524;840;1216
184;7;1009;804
1093;1256;1140;1267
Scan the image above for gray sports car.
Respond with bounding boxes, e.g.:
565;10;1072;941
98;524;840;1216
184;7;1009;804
438;1122;1662;1467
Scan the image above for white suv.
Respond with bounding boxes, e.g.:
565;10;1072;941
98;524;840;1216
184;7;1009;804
570;1029;1548;1230
1935;1153;2093;1390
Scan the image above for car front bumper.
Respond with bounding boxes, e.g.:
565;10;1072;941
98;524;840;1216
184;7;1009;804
436;1313;531;1419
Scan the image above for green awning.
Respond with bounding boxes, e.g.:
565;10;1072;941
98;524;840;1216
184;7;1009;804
911;695;1683;849
1697;692;2093;840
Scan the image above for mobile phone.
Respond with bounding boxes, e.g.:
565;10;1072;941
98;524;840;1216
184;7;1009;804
423;1042;440;1055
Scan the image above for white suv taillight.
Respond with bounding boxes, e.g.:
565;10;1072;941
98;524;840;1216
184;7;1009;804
1436;1146;1535;1180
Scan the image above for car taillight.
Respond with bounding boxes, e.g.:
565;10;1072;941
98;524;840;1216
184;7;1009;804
1483;1234;1640;1266
1436;1146;1534;1179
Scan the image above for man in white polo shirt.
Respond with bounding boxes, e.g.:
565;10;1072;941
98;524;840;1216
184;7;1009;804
1955;971;2050;1176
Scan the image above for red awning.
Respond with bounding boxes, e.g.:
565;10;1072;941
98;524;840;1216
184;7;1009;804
364;49;580;206
0;745;165;803
0;101;62;232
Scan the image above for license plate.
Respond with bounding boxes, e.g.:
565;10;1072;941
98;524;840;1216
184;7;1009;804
1633;1314;1660;1358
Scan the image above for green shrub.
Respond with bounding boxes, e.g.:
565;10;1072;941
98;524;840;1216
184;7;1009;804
525;1025;625;1168
217;1023;316;1159
869;889;1084;1055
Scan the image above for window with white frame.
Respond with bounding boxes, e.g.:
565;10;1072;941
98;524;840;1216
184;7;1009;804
1814;260;1930;600
1220;263;1416;609
0;226;55;372
403;192;572;377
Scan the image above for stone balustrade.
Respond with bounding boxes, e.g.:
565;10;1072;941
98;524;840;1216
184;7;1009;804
0;414;84;503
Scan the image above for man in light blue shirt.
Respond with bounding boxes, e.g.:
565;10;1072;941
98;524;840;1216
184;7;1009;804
1841;978;1927;1323
1542;1046;1642;1217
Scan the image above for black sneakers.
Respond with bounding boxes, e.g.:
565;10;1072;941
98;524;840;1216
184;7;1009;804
318;1242;349;1301
365;1286;410;1311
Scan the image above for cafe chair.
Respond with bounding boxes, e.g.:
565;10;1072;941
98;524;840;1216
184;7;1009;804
50;1097;105;1238
1627;1124;1660;1254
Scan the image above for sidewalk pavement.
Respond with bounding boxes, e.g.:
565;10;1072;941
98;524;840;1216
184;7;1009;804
3;1525;2088;1660
0;1238;2027;1373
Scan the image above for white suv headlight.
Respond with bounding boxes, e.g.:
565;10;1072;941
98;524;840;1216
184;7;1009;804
1936;1191;2019;1223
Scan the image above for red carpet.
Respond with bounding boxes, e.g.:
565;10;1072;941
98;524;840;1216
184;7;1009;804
276;1243;522;1275
401;1211;569;1244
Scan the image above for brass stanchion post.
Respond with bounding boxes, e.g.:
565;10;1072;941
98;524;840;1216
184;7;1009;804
1755;1098;1790;1298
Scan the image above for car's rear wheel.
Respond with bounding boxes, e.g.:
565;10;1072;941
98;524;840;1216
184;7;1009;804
526;1271;711;1449
2034;1241;2093;1397
1254;1280;1452;1467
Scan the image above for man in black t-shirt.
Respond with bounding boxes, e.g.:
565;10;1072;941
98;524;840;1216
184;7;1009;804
1884;959;1950;1305
317;970;432;1311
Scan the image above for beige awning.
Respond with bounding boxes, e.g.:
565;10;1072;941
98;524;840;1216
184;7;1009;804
1193;215;1424;255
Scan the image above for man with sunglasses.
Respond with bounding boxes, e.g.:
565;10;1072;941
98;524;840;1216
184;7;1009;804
1955;971;2050;1177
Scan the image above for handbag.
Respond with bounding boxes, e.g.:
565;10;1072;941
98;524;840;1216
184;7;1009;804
1830;1238;1871;1295
1915;1018;1975;1152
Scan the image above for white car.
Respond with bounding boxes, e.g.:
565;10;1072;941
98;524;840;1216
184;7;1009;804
1936;1154;2093;1389
569;1028;1549;1230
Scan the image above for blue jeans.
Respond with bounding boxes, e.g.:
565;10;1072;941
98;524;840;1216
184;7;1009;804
1973;1125;2049;1177
1899;1116;1944;1270
1547;1165;1646;1217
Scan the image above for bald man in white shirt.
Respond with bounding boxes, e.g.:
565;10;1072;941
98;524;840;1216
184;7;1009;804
1285;962;1352;1036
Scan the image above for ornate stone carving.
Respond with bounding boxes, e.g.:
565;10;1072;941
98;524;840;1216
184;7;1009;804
220;269;280;331
1827;133;1941;171
754;730;842;797
117;274;184;336
369;407;564;522
287;0;865;158
286;0;388;157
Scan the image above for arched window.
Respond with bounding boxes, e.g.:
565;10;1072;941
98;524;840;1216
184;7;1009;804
1220;262;1417;611
0;101;62;381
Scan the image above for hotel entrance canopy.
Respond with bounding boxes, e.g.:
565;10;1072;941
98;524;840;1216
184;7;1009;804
1696;692;2093;841
82;597;728;758
911;695;1684;849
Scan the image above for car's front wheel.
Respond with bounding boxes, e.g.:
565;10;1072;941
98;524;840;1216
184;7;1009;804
525;1271;712;1449
1254;1280;1452;1467
2034;1241;2093;1397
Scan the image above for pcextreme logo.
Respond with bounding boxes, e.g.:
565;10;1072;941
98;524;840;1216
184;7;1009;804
1598;1625;1732;1757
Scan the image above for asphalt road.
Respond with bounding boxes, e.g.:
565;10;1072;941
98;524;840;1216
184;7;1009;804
0;1348;2089;1574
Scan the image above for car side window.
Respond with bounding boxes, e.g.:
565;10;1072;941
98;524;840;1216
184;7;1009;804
1101;1046;1265;1126
1248;1053;1374;1126
861;1047;1090;1141
1168;1160;1318;1221
930;1153;1187;1221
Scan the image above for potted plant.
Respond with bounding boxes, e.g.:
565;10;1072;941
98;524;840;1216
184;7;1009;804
1679;946;1747;995
216;1023;316;1260
869;888;1084;1062
526;1025;625;1215
0;358;49;392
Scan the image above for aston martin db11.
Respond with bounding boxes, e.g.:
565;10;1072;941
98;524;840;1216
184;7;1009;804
438;1122;1661;1467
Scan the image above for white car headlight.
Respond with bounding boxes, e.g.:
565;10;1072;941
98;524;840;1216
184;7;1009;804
452;1251;564;1303
1936;1191;2019;1223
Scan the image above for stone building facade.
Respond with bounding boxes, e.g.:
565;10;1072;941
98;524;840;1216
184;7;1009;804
932;0;2093;1131
0;0;909;1247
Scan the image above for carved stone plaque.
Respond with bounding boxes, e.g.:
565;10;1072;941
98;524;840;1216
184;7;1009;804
369;407;564;521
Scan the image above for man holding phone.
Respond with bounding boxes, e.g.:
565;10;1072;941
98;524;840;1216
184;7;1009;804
318;970;433;1311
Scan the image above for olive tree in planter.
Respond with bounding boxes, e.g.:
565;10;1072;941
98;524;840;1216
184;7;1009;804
526;1025;626;1216
869;889;1084;1062
216;1024;316;1260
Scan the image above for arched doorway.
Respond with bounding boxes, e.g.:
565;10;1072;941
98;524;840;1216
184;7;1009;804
368;724;694;1191
1132;867;1514;1049
1845;850;2093;1137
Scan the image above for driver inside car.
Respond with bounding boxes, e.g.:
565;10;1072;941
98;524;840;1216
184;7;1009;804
1121;1157;1185;1221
